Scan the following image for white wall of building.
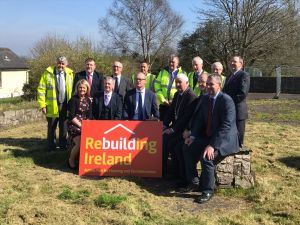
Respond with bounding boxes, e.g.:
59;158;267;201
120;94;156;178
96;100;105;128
0;70;28;98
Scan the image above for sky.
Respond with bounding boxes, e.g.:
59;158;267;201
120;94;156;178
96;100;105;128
0;0;204;57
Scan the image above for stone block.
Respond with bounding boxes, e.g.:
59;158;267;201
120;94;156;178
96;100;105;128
234;174;255;188
3;110;16;118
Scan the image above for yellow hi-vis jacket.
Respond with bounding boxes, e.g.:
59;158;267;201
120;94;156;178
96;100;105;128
37;66;74;118
131;73;156;92
154;67;186;104
188;71;208;97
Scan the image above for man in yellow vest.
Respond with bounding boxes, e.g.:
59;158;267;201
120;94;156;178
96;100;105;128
37;56;74;152
211;62;226;89
188;56;207;96
154;54;186;120
131;62;156;91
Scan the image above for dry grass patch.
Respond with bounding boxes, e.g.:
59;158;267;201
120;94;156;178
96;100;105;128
1;98;300;224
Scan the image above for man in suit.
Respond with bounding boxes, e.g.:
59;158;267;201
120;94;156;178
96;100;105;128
223;56;250;147
162;73;197;177
73;58;104;97
93;76;123;120
112;61;134;100
182;74;240;203
188;56;207;96
123;72;159;120
37;56;74;151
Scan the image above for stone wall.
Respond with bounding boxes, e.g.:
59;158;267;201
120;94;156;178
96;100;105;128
216;149;255;188
0;108;44;127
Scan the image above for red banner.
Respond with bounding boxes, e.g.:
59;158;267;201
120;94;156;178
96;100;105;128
79;120;162;177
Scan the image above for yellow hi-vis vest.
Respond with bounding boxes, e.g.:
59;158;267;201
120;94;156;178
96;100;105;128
154;67;186;104
131;73;156;92
37;66;74;118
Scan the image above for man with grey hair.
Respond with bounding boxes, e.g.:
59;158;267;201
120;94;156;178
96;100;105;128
37;56;74;151
211;62;226;88
162;73;197;177
188;56;207;96
154;54;187;120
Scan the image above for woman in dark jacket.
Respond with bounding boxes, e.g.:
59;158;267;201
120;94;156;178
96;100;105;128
67;79;92;169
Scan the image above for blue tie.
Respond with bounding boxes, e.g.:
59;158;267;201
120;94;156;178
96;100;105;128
138;91;144;120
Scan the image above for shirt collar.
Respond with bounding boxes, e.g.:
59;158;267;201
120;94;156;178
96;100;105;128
136;88;145;93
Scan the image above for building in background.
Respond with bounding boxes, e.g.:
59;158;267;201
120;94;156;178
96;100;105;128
0;48;28;98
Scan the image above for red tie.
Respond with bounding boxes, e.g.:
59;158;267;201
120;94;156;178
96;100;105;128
206;98;213;137
88;73;92;87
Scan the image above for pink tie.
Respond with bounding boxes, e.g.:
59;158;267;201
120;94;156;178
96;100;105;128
88;73;92;87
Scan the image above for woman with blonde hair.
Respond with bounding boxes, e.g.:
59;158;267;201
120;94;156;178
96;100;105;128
67;79;92;169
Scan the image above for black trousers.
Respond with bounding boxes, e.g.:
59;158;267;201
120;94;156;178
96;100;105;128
46;102;67;151
159;104;170;121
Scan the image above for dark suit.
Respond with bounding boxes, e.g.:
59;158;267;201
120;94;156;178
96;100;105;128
92;92;123;120
223;70;250;146
183;92;239;194
73;71;104;97
123;88;159;120
113;75;134;100
162;88;197;176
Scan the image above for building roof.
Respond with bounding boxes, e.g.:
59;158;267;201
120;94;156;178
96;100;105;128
0;48;28;70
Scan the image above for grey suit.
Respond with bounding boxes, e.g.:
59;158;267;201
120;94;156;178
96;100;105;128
183;92;239;194
113;75;134;100
123;88;159;120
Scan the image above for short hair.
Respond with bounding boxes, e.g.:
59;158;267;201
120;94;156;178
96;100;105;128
85;57;95;64
169;54;179;64
57;56;68;65
232;55;244;65
208;74;222;85
75;79;90;97
176;73;188;82
192;56;203;65
135;72;146;79
199;71;209;81
104;76;115;85
113;61;123;68
211;62;223;70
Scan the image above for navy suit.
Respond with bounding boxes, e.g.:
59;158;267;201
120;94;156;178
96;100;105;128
183;92;239;194
223;70;250;146
123;88;159;120
92;92;123;120
73;70;104;97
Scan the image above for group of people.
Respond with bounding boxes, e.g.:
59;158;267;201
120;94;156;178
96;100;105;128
37;54;250;204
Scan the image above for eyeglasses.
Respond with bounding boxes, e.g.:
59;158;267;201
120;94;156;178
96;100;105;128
135;78;146;81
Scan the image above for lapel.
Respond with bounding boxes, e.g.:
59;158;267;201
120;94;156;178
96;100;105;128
54;68;60;94
119;76;125;94
132;89;137;112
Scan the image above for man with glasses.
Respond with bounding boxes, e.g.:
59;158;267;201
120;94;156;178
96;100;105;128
111;61;134;100
37;56;74;152
123;72;159;120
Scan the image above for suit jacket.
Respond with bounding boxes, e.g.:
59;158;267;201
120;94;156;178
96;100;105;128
123;88;159;120
223;70;250;120
163;88;197;133
92;92;123;120
191;92;239;156
113;75;134;99
73;70;104;97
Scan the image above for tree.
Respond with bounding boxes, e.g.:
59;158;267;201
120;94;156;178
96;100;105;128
98;0;183;65
179;0;300;72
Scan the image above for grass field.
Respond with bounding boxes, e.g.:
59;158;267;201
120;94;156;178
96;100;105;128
0;98;300;225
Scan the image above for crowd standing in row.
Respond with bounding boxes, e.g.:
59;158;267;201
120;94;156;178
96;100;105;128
37;54;250;203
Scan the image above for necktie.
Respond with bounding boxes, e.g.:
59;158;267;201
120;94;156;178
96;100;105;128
114;76;119;93
138;91;144;120
206;97;214;137
58;72;65;103
88;73;92;87
104;94;109;106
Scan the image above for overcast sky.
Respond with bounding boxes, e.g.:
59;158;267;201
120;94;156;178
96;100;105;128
0;0;205;57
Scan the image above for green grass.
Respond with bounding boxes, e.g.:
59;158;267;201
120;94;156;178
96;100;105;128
57;186;91;204
0;97;37;111
94;193;127;209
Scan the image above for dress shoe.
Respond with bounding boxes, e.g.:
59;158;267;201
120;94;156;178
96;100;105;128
177;183;199;193
195;192;213;204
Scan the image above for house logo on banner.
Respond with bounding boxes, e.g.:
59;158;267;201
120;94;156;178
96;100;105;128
79;120;162;177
